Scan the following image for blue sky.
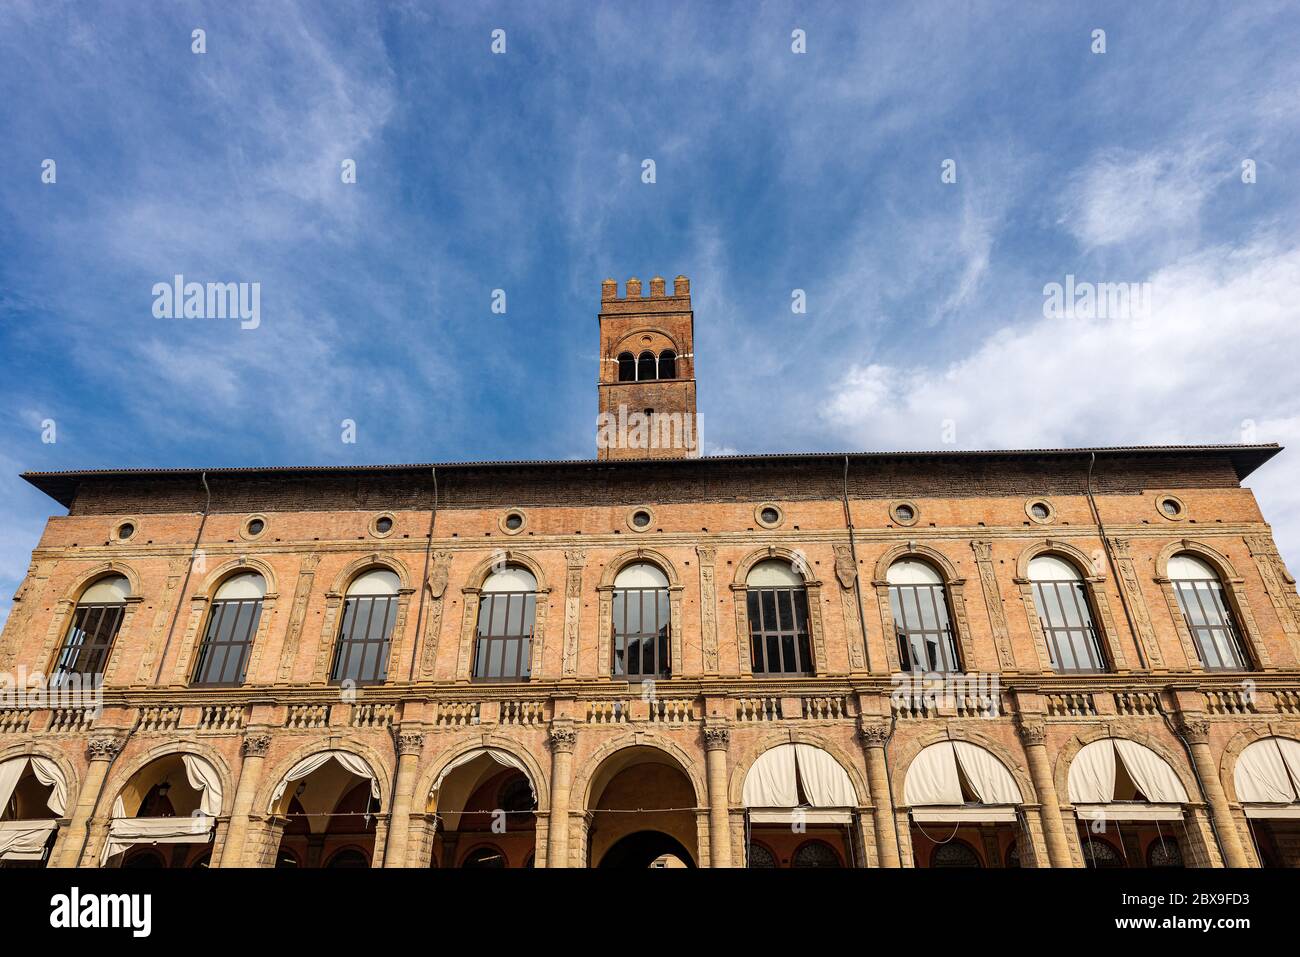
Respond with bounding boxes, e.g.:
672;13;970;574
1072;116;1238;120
3;1;1300;625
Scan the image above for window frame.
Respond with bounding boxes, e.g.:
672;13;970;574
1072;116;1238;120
471;589;537;683
610;584;671;680
52;599;128;687
1028;558;1108;674
330;588;400;686
191;593;264;687
747;583;813;676
1169;575;1251;671
889;580;962;673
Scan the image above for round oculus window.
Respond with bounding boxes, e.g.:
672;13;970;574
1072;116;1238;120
1160;498;1182;517
116;522;135;540
892;503;916;523
505;512;524;530
375;516;393;533
631;510;651;528
1030;502;1050;520
760;507;780;525
246;518;265;536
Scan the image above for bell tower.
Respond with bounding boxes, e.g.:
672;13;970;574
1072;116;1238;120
596;275;698;460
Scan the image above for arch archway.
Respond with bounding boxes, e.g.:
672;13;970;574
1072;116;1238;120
101;751;224;868
425;745;540;868
582;743;701;868
599;830;695;868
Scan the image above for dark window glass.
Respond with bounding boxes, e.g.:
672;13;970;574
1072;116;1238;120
1161;498;1182;516
473;592;536;682
246;518;265;536
893;504;915;523
505;512;524;530
747;843;777;868
658;350;677;379
1147;838;1184;868
1032;580;1107;673
325;849;370;869
748;587;812;674
760;507;780;525
617;352;636;382
632;510;650;528
116;523;135;539
330;594;398;684
192;598;263;686
1171;579;1249;670
52;603;126;686
1081;838;1124;868
890;584;960;672
462;846;507;868
637;351;656;381
375;516;393;533
791;840;841;868
612;587;671;679
930;840;982;868
1030;502;1050;520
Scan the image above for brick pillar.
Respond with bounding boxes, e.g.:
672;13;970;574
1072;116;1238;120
1177;717;1249;868
858;721;902;867
56;735;124;868
218;733;270;867
546;725;577;867
703;725;733;868
384;730;425;867
1017;718;1075;868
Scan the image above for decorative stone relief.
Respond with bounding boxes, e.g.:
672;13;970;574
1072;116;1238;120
696;546;720;674
833;544;867;672
970;541;1016;671
277;553;321;682
1108;538;1165;669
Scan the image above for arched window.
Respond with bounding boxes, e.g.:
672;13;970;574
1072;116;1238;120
325;848;370;869
462;845;507;868
52;574;130;686
791;840;841;868
1081;838;1123;868
746;560;812;675
1168;554;1250;670
658;350;677;379
192;571;266;686
330;568;401;685
930;840;982;868
1028;555;1107;673
747;842;777;868
617;352;636;382
611;562;670;679
887;559;960;673
473;566;537;682
637;351;657;381
1147;837;1183;868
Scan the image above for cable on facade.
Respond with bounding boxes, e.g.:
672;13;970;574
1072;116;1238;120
152;471;211;686
407;466;438;682
1085;452;1147;670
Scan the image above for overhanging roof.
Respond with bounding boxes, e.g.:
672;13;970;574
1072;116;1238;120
18;444;1282;510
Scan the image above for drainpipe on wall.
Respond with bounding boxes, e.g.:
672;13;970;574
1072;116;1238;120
407;467;438;682
153;471;211;685
1085;452;1147;670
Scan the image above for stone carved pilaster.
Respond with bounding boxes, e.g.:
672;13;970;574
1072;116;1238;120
703;726;731;751
873;582;902;672
456;588;482;680
1107;538;1165;669
136;557;189;683
278;554;321;682
1244;535;1300;649
833;544;868;672
547;726;577;754
312;591;345;682
419;551;452;677
970;541;1016;672
562;550;586;677
696;546;720;674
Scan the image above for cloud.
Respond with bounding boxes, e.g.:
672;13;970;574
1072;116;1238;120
822;238;1300;566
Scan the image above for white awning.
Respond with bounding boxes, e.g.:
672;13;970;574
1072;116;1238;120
432;747;535;802
1075;803;1184;822
748;809;853;825
904;741;1022;807
1233;737;1300;805
102;816;213;862
0;820;59;861
1068;739;1189;805
0;756;67;817
1244;806;1300;820
911;807;1018;823
270;750;381;811
742;743;856;810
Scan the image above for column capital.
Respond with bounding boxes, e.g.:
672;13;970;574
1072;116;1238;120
548;725;577;754
394;730;426;756
1016;717;1047;746
1176;717;1211;745
858;720;891;748
241;733;272;758
703;726;731;751
86;736;125;761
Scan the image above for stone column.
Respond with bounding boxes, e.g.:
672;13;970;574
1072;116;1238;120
858;721;901;867
703;726;733;868
384;730;425;867
546;725;577;868
1016;718;1074;868
1177;717;1249;868
56;735;124;868
218;733;271;867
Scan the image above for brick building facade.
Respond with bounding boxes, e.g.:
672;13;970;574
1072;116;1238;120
2;277;1300;869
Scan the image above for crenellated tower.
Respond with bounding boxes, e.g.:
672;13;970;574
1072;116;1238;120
596;275;698;460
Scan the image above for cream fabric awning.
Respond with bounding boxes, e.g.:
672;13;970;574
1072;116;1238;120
0;756;68;817
1075;803;1184;822
1067;739;1189;805
903;741;1023;813
0;820;59;860
102;816;213;863
432;747;535;801
1233;737;1300;808
748;809;853;825
742;743;856;811
270;750;381;811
